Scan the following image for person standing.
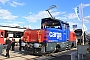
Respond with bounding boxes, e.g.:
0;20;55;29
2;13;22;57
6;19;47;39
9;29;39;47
11;38;15;51
21;38;26;50
19;37;23;51
88;39;90;45
5;37;11;58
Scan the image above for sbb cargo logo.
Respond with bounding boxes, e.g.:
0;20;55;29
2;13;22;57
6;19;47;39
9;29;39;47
49;32;62;40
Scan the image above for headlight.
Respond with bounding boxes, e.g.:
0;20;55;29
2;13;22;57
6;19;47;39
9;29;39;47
34;43;42;48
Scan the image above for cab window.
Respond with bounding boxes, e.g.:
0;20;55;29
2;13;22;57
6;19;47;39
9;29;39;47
0;32;4;38
41;18;61;29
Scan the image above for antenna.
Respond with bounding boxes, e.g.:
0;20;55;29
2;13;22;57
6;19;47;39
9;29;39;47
45;5;58;18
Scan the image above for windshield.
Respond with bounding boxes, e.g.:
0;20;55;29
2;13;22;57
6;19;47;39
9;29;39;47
76;32;82;36
41;18;61;29
74;29;82;36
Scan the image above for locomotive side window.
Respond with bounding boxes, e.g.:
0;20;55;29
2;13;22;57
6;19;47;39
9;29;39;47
62;23;66;29
0;32;4;38
5;30;23;38
64;23;70;29
62;22;68;29
14;32;23;38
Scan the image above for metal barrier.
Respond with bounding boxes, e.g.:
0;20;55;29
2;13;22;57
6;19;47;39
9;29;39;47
77;45;89;60
0;44;7;54
71;51;77;60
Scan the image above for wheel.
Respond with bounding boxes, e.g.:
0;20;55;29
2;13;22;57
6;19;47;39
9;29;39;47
55;44;61;52
71;43;74;48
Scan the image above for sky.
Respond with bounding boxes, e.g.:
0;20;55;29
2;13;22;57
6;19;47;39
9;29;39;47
0;0;90;32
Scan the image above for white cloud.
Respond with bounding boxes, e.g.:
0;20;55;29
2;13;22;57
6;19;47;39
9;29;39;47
23;25;32;29
23;11;49;22
67;13;77;19
56;16;67;20
23;25;41;29
10;1;25;7
0;23;20;27
56;13;77;20
0;0;9;5
30;26;40;29
84;16;90;21
0;0;25;7
29;12;32;14
15;21;24;24
68;21;81;29
23;10;65;23
8;23;20;27
84;16;90;23
83;3;90;7
23;10;80;23
0;8;18;20
50;10;65;17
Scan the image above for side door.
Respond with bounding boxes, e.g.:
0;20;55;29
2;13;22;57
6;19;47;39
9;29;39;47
0;30;5;44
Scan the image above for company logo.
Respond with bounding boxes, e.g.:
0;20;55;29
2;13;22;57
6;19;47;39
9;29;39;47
49;32;62;40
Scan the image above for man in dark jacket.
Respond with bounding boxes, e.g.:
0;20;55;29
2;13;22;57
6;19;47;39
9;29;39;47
5;37;11;58
19;37;23;51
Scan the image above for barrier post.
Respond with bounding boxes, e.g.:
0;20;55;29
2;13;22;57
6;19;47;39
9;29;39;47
71;51;77;60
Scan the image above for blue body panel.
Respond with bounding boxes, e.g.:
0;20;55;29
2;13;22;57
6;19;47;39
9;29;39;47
63;28;67;42
66;28;70;40
45;28;67;42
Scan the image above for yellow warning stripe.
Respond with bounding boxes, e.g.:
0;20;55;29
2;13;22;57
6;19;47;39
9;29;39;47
37;30;41;42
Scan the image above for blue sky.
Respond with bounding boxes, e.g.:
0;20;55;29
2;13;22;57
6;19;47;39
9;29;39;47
0;0;90;32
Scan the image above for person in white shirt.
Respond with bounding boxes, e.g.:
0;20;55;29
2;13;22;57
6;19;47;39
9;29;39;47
21;38;26;51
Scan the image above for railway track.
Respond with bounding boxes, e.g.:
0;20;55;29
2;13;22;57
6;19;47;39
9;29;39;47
33;48;77;60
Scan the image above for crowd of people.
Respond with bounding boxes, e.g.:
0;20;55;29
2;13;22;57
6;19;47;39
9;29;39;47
5;36;27;58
